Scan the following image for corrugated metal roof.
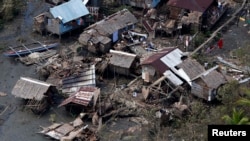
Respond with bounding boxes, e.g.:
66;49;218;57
62;64;96;93
59;86;100;107
12;77;53;100
50;0;89;24
141;47;181;74
141;47;176;65
167;0;214;12
160;48;183;68
163;70;183;86
109;49;136;69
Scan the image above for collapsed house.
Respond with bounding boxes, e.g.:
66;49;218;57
78;9;138;54
11;77;57;114
140;47;227;101
141;0;229;38
39;116;98;141
33;0;90;36
108;49;139;76
166;0;229;30
59;86;100;113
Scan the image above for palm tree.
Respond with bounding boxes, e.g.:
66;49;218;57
237;98;250;107
236;87;250;106
222;108;250;125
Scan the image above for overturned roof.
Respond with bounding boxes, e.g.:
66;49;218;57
50;0;89;24
12;77;53;100
109;50;137;69
59;86;100;107
167;0;214;12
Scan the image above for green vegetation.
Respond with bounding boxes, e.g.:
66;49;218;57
0;0;24;30
222;108;250;125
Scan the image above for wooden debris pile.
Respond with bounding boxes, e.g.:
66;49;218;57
39;116;99;141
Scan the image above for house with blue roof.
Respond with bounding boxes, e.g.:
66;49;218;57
33;0;90;37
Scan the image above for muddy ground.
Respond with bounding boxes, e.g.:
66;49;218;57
0;0;249;141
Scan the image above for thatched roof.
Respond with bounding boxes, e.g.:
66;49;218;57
12;77;53;100
177;58;205;80
192;66;227;89
109;49;136;69
79;9;138;45
201;70;227;88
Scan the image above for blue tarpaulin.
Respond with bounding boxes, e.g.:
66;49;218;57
151;0;161;8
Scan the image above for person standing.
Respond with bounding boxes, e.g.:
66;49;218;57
217;38;223;49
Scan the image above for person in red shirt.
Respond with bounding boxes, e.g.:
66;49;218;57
217;38;223;49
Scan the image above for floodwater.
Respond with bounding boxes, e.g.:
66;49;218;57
0;1;75;141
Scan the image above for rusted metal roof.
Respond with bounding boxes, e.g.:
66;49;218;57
109;50;137;69
59;86;100;107
12;77;53;100
141;47;178;74
167;0;214;12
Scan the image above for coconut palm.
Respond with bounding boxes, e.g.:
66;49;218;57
237;98;250;107
236;87;250;106
222;108;250;125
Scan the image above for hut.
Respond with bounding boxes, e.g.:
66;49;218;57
108;49;138;76
33;0;90;37
191;65;227;101
140;47;184;84
59;86;100;113
11;77;57;114
78;9;138;54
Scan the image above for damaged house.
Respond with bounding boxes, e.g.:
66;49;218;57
166;0;229;31
78;8;138;54
59;86;100;113
141;47;227;101
108;49;139;76
142;0;228;38
141;47;184;84
11;77;57;114
191;65;227;101
33;0;90;37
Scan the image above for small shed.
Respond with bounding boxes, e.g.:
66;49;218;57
108;49;137;76
59;86;100;113
78;8;138;54
11;77;57;114
191;66;227;101
34;0;90;36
